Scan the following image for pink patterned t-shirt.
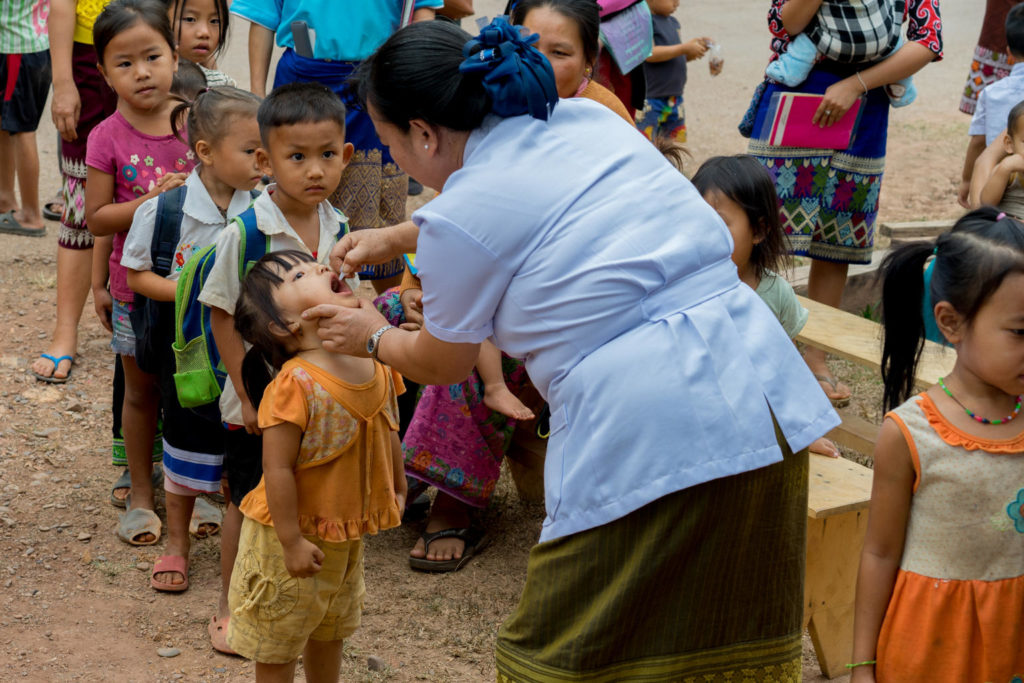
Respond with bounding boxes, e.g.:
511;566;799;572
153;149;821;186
85;111;195;302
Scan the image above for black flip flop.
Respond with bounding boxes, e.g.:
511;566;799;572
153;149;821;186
0;211;45;237
42;200;63;221
409;527;490;573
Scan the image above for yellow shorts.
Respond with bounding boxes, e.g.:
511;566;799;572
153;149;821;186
227;517;364;663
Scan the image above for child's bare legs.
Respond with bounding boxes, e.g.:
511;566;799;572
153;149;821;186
478;340;534;420
218;502;243;619
804;260;852;403
255;659;298;683
155;491;196;587
0;130;15;213
254;639;344;683
303;639;345;683
122;355;159;528
0;130;44;228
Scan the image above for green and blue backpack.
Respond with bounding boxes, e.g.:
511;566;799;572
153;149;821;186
172;204;349;420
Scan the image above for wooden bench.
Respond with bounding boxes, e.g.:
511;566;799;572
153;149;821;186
803;453;873;678
794;294;954;678
879;219;954;246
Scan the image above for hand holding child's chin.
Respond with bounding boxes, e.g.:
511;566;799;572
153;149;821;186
302;298;389;356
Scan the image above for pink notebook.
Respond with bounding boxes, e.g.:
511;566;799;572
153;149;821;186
764;93;863;149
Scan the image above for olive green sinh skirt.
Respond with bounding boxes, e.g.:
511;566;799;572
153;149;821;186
496;427;808;682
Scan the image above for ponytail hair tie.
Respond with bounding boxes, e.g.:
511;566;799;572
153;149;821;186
459;16;559;121
997;211;1007;220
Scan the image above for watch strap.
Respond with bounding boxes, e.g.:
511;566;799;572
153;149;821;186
368;324;395;362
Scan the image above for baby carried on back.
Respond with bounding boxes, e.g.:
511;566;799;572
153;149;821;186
766;0;916;107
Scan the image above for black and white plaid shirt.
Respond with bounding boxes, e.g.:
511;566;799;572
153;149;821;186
807;0;903;63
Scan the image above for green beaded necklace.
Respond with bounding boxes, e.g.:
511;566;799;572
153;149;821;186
938;377;1023;425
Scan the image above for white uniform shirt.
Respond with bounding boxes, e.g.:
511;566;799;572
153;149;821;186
199;186;346;425
414;99;839;542
121;169;254;280
969;62;1024;145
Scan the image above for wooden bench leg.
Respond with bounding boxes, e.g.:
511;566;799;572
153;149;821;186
803;510;869;679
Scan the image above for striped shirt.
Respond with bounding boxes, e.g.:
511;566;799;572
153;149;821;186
0;0;49;55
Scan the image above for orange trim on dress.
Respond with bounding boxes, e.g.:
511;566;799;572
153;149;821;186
916;392;1024;453
884;412;922;493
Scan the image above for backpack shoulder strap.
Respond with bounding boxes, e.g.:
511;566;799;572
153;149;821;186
151;185;187;277
235;207;269;281
332;207;349;240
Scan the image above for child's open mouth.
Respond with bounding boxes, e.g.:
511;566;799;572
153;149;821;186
330;274;349;294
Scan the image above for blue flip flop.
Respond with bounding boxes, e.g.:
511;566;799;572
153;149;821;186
32;353;74;384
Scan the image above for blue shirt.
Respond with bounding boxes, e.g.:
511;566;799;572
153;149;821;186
414;99;839;541
969;62;1024;145
231;0;443;62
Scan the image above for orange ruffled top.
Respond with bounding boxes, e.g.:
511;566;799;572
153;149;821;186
239;357;404;543
878;393;1024;682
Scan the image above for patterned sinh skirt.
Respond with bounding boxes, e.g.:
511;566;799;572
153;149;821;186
495;419;808;682
59;42;118;249
747;66;890;265
376;289;531;507
274;49;407;280
961;45;1013;115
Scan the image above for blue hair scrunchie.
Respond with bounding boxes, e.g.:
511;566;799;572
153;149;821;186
921;256;953;347
459;17;559;121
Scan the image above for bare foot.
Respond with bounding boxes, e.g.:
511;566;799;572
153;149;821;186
31;349;74;381
809;436;840;458
410;494;472;562
482;383;535;420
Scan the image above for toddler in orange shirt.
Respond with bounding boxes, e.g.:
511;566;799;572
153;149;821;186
225;250;407;680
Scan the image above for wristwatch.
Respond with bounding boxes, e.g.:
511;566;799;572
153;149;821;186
366;324;395;362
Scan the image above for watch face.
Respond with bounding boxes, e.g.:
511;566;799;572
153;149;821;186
366;337;376;354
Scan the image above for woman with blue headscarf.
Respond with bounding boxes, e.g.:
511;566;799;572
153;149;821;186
305;18;838;681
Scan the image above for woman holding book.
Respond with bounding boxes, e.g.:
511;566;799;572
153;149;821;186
744;0;942;406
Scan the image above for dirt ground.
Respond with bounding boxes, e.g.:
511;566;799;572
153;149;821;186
0;1;979;681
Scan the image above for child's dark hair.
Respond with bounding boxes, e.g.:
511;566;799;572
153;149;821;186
1007;3;1024;59
691;155;790;280
171;59;206;99
171;85;262;152
879;207;1024;411
653;134;690;172
234;250;315;407
257;82;346;146
510;0;601;68
94;0;176;65
1008;100;1024;139
164;0;229;58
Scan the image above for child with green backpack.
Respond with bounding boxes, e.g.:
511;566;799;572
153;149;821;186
121;86;263;601
195;82;354;653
